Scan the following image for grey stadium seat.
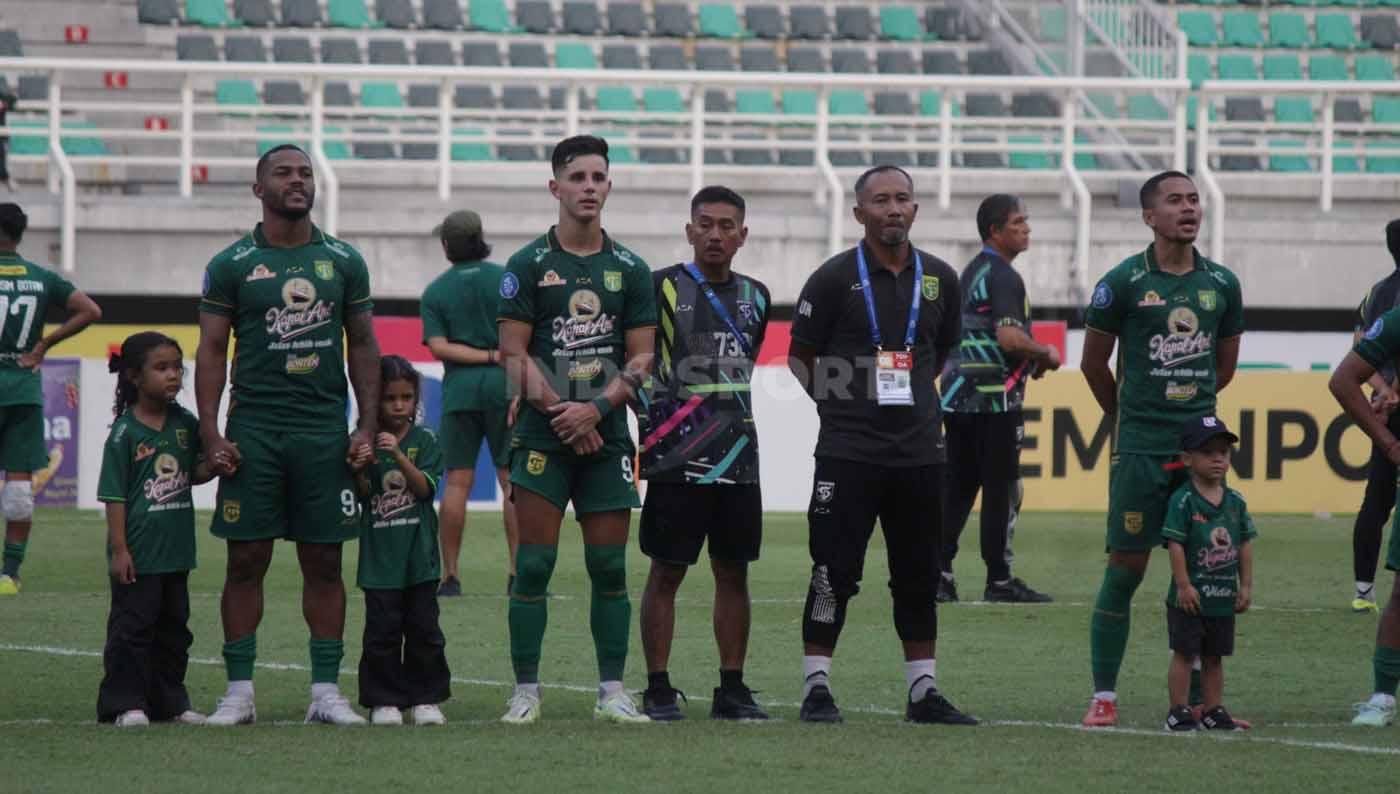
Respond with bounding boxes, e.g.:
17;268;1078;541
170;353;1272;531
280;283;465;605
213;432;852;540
1225;98;1265;122
607;3;647;36
508;42;549;68
968;50;1011;76
462;42;501;67
454;85;495;109
368;39;409;65
176;34;218;61
422;0;463;30
1218;138;1260;172
746;5;783;39
789;6;830;39
234;0;275;26
1012;92;1059;117
353;128;396;160
787;47;825;73
498;131;540;162
871;136;914;168
965;93;1007;117
401;130;438;161
550;86;592;111
654;4;693;37
649;44;688;71
17;75;48;101
641;133;686;165
1085;52;1122;77
224;36;266;62
415;40;455;66
705;148;730;166
831;49;871;73
878;50;916;75
1335;99;1363;124
516;1;554;34
324;82;354;106
834;7;874;40
1362;15;1400;50
265;81;307;106
407;84;438;108
874;91;915;116
139;0;179;25
375;0;416;29
962;136;1005;168
562;2;602;35
922;49;961;75
696;46;734;71
0;31;22;58
273;37;314;63
281;0;322;27
732;133;776;166
705;90;730;112
741;46;778;72
503;86;544;111
603;44;642;70
320;38;362;64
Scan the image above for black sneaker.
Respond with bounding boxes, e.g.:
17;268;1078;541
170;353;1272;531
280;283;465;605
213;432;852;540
983;577;1053;603
906;686;978;725
711;685;770;720
1165;704;1199;731
437;576;462;597
641;686;687;721
936;575;959;604
1200;705;1243;731
799;685;843;723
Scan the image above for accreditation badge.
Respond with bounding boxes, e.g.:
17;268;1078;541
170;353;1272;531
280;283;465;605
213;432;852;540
875;350;914;406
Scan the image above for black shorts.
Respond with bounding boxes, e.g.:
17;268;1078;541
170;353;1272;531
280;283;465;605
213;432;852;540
943;411;1022;483
640;482;763;566
1166;607;1235;657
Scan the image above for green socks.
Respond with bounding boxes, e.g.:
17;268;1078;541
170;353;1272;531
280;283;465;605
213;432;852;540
584;544;630;683
1090;564;1143;692
1375;644;1400;697
309;638;343;684
2;541;25;578
223;634;256;682
509;544;558;684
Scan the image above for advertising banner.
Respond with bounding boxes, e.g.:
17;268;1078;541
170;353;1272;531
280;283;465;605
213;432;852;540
35;358;80;507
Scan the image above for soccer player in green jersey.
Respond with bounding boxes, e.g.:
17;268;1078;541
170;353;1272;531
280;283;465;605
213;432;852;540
496;135;656;724
196;145;381;726
1331;307;1400;727
421;209;517;597
1080;171;1243;727
0;202;102;596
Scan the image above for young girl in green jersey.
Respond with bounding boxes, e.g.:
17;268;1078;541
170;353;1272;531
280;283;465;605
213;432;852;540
354;355;451;725
97;332;215;727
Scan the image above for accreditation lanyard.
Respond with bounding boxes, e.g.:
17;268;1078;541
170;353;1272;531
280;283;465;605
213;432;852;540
683;262;753;359
855;242;922;406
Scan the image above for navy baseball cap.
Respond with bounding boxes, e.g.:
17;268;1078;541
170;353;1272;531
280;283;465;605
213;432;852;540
1181;415;1239;451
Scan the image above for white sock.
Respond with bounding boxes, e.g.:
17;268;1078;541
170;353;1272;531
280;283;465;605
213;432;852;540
311;682;339;701
1093;690;1117;703
226;680;253;699
905;659;936;701
598;680;624;700
802;655;832;698
1192;656;1203;673
940;571;955;582
515;682;540;699
1357;581;1375;598
1370;692;1397;708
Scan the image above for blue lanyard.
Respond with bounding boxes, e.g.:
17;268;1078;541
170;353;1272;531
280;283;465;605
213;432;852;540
683;262;753;358
855;242;923;351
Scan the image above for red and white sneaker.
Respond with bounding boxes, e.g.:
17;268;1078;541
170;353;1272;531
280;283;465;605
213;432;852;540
1191;705;1251;730
1082;697;1118;728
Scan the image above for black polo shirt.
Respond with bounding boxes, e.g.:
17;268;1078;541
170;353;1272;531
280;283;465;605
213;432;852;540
791;242;961;466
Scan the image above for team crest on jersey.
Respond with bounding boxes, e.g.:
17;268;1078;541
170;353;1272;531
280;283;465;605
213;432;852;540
1124;512;1144;535
143;453;190;505
1137;290;1165;307
501;272;520;299
537;270;566;288
1366;318;1384;340
246;264;276;282
134;443;157;462
266;277;334;341
314;260;334;281
1198;290;1217;311
176;429;188;449
604;271;623;293
526;451;547;476
222;499;241;523
1092;282;1113;309
737;301;755;323
371;470;415;523
553;290;615;350
815;480;835;503
921;275;939;301
0;265;26;276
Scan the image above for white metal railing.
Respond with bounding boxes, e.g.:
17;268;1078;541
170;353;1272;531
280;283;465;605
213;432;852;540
0;56;1189;281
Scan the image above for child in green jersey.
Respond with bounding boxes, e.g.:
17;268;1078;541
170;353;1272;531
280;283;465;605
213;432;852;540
353;355;450;726
97;332;215;727
1162;416;1256;732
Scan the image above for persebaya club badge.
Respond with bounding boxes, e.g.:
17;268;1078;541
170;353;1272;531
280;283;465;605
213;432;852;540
603;271;623;293
1198;290;1217;311
527;451;547;475
222;499;241;523
921;275;939;301
314;260;334;281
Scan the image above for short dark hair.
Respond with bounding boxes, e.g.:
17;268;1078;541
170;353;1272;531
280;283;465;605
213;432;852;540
1387;219;1400;265
853;164;913;198
445;234;492;262
551;135;609;174
690;185;745;217
1140;170;1193;210
0;203;26;243
256;143;310;181
976;194;1023;242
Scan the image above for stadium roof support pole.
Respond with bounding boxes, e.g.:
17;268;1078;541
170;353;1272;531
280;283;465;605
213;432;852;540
1320;94;1334;213
308;76;339;236
937;93;953;211
179;76;194;199
1194;95;1225;262
689;88;704;199
564;84;580;137
815;87;841;257
45;71;60;195
436;80;451;202
47;77;76;273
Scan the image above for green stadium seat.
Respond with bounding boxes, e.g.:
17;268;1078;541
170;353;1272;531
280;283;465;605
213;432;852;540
1188;53;1212;88
829;90;867;116
556;42;596;69
58;121;108;157
1375;97;1400;123
698;4;745;38
1268;12;1309;49
1218;54;1259;80
1040;6;1066;42
879;6;923;41
1263;54;1304;81
643;87;686;114
186;0;241;26
782;89;818;116
596;86;638;113
1127;94;1169;121
1187;95;1217;130
360;82;403;108
215;79;259;106
328;0;380;27
1308;54;1350;81
919;90;960;117
451;128;492;161
1072;134;1099;171
1274;96;1315;123
1315;14;1362;49
1088;7;1121;44
1273;0;1314;6
1130;51;1165;78
1222;12;1264;48
1356;54;1395;81
469;0;517;32
1333;139;1360;174
1009;135;1055;170
7;120;46;156
1366;139;1400;173
605;139;637;164
1177;11;1218;47
1086;93;1119;119
257;126;299;156
1268;140;1310;173
736;89;777;115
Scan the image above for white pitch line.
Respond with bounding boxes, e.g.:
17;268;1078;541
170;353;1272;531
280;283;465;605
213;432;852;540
3;643;1397;756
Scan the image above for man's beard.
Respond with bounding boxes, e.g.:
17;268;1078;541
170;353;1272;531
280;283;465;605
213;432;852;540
879;226;908;246
268;196;313;221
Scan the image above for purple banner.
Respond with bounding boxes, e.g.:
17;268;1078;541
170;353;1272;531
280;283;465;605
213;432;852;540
35;358;80;507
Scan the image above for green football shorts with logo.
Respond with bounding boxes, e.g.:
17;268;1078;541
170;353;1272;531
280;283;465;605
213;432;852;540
442;407;511;471
210;423;361;543
0;405;49;472
508;446;640;515
1105;452;1189;552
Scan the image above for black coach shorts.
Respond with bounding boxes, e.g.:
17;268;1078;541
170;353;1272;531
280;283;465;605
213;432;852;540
1166;607;1236;658
944;411;1023;483
640;482;763;566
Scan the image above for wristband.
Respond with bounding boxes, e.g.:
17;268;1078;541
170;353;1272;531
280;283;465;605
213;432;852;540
590;396;614;419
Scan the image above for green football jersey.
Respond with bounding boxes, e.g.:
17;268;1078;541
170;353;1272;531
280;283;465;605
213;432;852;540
357;424;443;590
1084;246;1244;454
97;405;202;574
198;224;373;432
0;253;76;407
1162;482;1257;617
420;259;509;413
1354;304;1400;372
497;228;657;453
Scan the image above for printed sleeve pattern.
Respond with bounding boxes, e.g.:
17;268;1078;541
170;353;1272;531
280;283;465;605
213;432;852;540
989;266;1028;328
1160;490;1190;544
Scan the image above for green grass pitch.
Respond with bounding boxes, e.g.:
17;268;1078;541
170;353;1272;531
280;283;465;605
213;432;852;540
2;508;1398;792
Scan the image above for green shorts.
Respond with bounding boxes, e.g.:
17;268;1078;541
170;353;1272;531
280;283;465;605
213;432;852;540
508;446;640;515
1105;452;1188;553
1389;496;1400;573
210;424;361;544
0;404;48;473
441;407;511;471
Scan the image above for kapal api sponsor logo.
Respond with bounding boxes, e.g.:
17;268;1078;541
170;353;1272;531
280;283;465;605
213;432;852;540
266;277;334;341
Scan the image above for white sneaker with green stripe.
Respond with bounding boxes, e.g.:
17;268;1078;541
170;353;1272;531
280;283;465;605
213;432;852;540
1351;694;1396;727
501;689;541;724
594;691;650;724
